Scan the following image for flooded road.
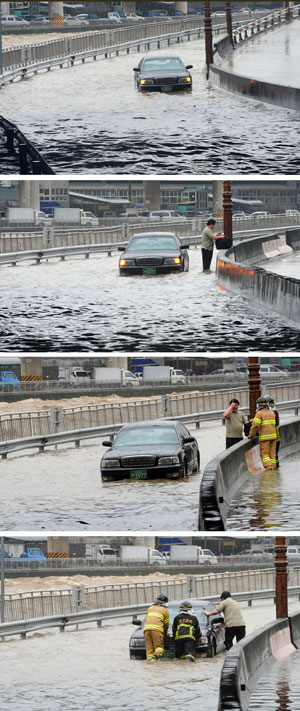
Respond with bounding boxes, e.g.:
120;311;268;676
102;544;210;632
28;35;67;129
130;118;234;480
227;451;300;530
2;38;300;174
0;600;298;711
264;251;300;279
0;421;225;530
224;20;300;88
1;249;300;352
249;650;300;711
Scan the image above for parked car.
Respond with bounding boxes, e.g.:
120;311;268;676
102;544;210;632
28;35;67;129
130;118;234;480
149;210;187;220
232;211;247;219
125;13;144;22
100;420;200;481
259;365;288;378
108;12;123;22
129;598;225;659
1;15;29;27
118;232;190;275
64;17;89;26
133;55;193;92
250;211;270;218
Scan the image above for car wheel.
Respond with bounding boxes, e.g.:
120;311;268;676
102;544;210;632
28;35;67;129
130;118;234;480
193;453;200;473
180;460;188;479
207;642;215;658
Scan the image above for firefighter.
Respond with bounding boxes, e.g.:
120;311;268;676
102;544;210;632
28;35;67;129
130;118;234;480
265;395;280;466
248;396;277;471
144;593;169;662
172;601;201;663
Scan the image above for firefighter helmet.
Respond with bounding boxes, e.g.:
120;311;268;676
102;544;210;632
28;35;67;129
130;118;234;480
179;600;192;610
256;396;268;410
155;594;168;605
265;395;275;407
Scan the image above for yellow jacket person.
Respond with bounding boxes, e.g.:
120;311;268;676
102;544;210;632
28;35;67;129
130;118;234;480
248;397;277;471
144;594;169;662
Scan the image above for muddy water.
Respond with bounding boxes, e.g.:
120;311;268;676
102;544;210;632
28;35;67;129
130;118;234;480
249;650;300;710
227;452;300;530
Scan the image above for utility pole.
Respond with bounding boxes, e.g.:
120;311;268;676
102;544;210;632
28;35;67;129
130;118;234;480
248;357;261;419
204;2;213;80
275;536;288;619
0;11;3;77
223;180;232;239
225;2;234;47
1;537;5;623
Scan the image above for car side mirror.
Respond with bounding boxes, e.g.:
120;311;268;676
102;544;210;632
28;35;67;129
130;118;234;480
183;436;195;444
132;618;142;626
118;246;126;251
186;65;193;69
133;67;139;71
211;616;224;624
180;244;190;249
102;440;113;447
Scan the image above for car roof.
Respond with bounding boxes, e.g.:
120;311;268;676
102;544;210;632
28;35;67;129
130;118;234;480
119;419;180;430
130;232;177;238
142;55;183;61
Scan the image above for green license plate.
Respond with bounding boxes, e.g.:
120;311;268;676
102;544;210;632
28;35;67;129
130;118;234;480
130;470;148;480
163;649;175;659
161;86;172;92
143;267;156;275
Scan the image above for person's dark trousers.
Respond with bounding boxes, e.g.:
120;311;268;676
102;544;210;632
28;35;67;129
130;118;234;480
175;638;196;661
201;248;213;271
225;626;246;650
226;437;243;450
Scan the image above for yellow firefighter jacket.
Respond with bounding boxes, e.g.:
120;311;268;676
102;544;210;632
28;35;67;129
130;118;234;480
144;604;169;634
248;407;277;441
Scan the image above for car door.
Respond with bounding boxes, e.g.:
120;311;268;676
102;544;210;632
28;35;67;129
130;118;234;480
178;424;197;472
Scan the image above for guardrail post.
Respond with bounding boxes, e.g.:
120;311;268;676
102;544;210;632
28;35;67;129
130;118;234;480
6;128;15;152
19;144;28;173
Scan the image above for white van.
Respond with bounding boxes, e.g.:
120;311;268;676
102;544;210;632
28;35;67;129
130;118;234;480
108;12;123;22
285;209;299;216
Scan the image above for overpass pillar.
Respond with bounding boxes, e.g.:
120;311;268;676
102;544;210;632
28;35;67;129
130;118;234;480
212;181;223;219
48;1;64;27
143;181;161;211
19;181;40;210
131;537;156;548
122;2;136;13
175;2;188;14
48;537;70;558
20;357;43;382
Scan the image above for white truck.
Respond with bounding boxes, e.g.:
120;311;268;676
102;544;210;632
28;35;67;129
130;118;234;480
52;208;98;225
119;546;166;565
85;544;118;562
6;207;50;225
169;546;217;564
92;367;140;387
58;367;91;383
142;365;186;384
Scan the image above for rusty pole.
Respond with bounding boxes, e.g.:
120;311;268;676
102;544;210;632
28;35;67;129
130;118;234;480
248;357;261;419
223;180;232;240
275;536;288;619
204;2;213;80
285;2;291;21
225;2;234;46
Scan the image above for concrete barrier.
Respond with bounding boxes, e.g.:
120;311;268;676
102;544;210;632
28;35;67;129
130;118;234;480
289;610;300;648
216;229;300;329
199;417;300;530
219;618;295;710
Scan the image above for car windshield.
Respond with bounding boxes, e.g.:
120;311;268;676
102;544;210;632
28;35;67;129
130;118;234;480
128;236;177;251
142;58;185;72
156;605;211;630
115;426;180;446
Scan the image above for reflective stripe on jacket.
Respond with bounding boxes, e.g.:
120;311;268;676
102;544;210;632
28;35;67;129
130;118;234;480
248;407;277;441
144;604;169;634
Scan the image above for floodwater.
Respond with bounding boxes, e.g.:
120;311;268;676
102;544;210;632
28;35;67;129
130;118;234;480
1;36;300;174
224;20;300;88
227;452;300;530
263;251;300;279
0;421;226;530
1;249;300;352
0;600;297;711
249;650;300;711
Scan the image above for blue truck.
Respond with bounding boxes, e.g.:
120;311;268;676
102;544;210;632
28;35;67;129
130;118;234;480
0;371;20;388
4;547;46;567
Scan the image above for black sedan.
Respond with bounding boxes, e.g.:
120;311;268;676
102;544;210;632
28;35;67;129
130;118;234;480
129;599;225;659
133;55;193;92
118;232;189;276
100;420;200;481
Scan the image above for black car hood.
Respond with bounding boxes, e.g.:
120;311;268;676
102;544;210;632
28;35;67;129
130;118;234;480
103;444;180;459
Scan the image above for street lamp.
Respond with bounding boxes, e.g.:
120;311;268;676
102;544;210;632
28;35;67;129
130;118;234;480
248;358;261;419
204;2;213;80
1;537;5;623
275;536;288;619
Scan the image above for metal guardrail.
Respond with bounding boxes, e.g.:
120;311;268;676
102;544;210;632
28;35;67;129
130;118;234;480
0;115;54;174
232;4;300;44
1;398;300;459
1;586;300;639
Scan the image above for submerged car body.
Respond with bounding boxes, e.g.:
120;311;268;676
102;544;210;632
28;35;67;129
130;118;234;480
129;599;225;659
118;231;189;275
133;55;193;92
100;420;200;481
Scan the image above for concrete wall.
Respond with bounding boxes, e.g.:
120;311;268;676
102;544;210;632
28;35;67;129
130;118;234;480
216;229;300;329
199;417;300;531
219;618;296;711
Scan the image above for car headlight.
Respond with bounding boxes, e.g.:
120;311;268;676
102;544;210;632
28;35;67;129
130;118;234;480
140;78;155;85
158;456;179;465
200;636;208;644
131;639;145;647
120;259;135;266
178;77;191;84
164;257;182;265
102;459;120;468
